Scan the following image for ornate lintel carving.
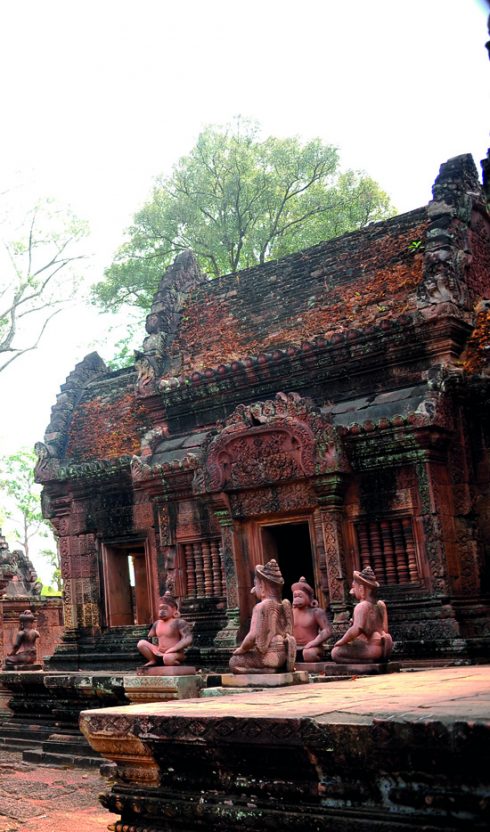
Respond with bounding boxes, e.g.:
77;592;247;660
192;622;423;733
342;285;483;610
194;393;349;495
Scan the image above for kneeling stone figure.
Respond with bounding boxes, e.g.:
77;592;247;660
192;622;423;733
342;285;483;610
229;559;296;674
331;566;393;664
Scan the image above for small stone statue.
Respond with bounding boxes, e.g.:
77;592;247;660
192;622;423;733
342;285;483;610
4;610;40;668
137;593;193;667
229;559;296;674
292;577;332;663
331;566;393;663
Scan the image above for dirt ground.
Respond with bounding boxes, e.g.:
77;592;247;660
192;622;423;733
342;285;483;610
0;749;117;832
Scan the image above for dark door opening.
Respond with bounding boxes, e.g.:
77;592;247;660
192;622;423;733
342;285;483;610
260;521;314;601
103;544;151;626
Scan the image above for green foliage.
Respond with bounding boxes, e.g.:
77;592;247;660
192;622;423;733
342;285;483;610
0;447;53;568
0;447;62;590
105;337;135;370
0;449;44;555
104;323;140;370
408;239;423;252
93;119;395;312
41;585;62;597
39;547;62;593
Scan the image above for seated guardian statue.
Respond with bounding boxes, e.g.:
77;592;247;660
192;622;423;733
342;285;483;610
137;593;193;667
291;576;332;662
229;559;296;674
331;566;393;663
4;610;40;667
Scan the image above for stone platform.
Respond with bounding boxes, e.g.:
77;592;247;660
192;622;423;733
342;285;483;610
81;665;490;831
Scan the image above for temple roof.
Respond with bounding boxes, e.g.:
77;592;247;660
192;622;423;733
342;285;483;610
163;207;428;378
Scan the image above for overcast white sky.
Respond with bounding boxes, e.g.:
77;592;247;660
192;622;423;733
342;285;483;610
0;0;489;460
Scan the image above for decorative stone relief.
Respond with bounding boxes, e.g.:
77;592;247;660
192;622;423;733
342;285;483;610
195;392;349;495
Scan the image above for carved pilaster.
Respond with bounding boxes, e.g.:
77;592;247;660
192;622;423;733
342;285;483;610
212;506;240;648
53;498;102;632
314;475;350;624
415;460;450;596
154;498;176;597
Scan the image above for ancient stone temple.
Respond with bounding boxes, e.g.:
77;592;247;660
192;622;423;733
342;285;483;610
35;153;490;671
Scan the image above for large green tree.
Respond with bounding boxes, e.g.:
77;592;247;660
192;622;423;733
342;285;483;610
93;120;394;312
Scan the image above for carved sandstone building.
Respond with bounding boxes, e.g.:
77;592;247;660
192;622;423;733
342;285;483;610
36;154;490;669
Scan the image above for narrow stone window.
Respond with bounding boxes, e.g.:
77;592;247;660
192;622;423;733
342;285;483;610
355;517;419;585
181;538;225;598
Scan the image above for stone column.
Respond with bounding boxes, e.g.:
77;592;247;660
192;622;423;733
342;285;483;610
212;507;240;649
314;475;350;627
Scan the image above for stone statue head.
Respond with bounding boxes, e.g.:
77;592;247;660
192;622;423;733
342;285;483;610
351;566;379;600
19;609;35;629
158;592;180;619
252;559;284;599
291;576;317;608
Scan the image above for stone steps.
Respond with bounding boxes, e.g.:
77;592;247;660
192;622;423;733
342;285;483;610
0;718;103;767
23;746;101;768
23;731;103;768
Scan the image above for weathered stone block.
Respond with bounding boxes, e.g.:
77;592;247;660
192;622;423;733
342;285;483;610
221;670;309;687
123;673;202;703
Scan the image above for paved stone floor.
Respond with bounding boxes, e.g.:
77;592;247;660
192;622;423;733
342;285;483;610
0;666;489;831
86;664;490;723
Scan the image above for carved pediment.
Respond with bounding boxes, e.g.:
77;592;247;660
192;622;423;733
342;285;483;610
194;392;349;494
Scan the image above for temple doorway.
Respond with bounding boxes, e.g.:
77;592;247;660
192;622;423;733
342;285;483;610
102;543;151;626
260;521;314;601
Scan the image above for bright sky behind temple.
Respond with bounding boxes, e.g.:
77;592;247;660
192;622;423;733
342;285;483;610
0;0;489;458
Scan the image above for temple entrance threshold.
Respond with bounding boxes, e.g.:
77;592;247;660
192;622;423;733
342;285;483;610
260;521;314;600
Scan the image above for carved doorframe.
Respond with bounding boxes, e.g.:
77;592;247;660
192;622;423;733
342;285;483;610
100;536;153;627
251;512;322;601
